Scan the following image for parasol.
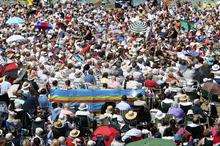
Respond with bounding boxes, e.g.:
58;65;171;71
35;21;53;30
167;107;185;122
6;35;26;44
129;21;148;33
126;138;176;146
6;17;25;25
92;126;119;146
202;82;220;95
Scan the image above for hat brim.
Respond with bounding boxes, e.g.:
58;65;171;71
78;105;89;110
155;114;166;120
70;130;80;138
125;112;137;120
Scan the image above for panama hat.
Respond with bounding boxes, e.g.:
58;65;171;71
187;109;194;115
155;111;166;120
78;103;89;111
212;64;220;71
69;129;80;138
125;110;137;120
21;82;31;90
35;117;42;122
35;128;43;136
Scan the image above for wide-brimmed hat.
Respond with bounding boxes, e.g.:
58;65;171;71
155;111;166;120
187;109;194;115
212;64;220;71
35;127;43;136
21;82;31;90
69;129;80;138
35;117;42;122
125;110;137;120
5;133;14;140
179;95;189;102
53;120;64;129
78;103;89;111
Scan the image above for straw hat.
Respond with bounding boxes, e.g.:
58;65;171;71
53;120;64;129
125;110;137;120
179;95;189;102
69;129;80;138
78;103;89;111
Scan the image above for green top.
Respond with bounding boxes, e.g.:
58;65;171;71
126;138;176;146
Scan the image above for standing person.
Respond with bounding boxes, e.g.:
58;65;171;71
0;75;11;95
212;118;220;145
116;95;131;112
38;88;50;110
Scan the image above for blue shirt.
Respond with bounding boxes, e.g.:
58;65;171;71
38;94;51;109
84;74;96;85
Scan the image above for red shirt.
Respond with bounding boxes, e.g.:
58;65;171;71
144;80;157;89
213;133;220;144
66;137;75;146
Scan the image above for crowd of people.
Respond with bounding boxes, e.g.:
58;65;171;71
0;0;220;145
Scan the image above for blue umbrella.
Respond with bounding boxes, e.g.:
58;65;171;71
168;107;185;122
6;17;25;25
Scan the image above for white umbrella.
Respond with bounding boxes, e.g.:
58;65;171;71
129;21;148;33
6;35;26;44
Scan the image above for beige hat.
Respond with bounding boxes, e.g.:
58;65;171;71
69;129;80;138
125;110;137;120
53;120;64;129
179;95;189;102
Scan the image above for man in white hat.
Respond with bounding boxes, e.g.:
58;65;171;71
75;103;92;119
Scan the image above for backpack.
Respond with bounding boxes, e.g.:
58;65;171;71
94;136;105;146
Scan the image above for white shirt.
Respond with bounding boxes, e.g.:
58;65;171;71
122;128;142;142
116;101;131;111
75;110;92;119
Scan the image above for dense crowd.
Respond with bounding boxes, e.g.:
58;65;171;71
0;0;220;146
